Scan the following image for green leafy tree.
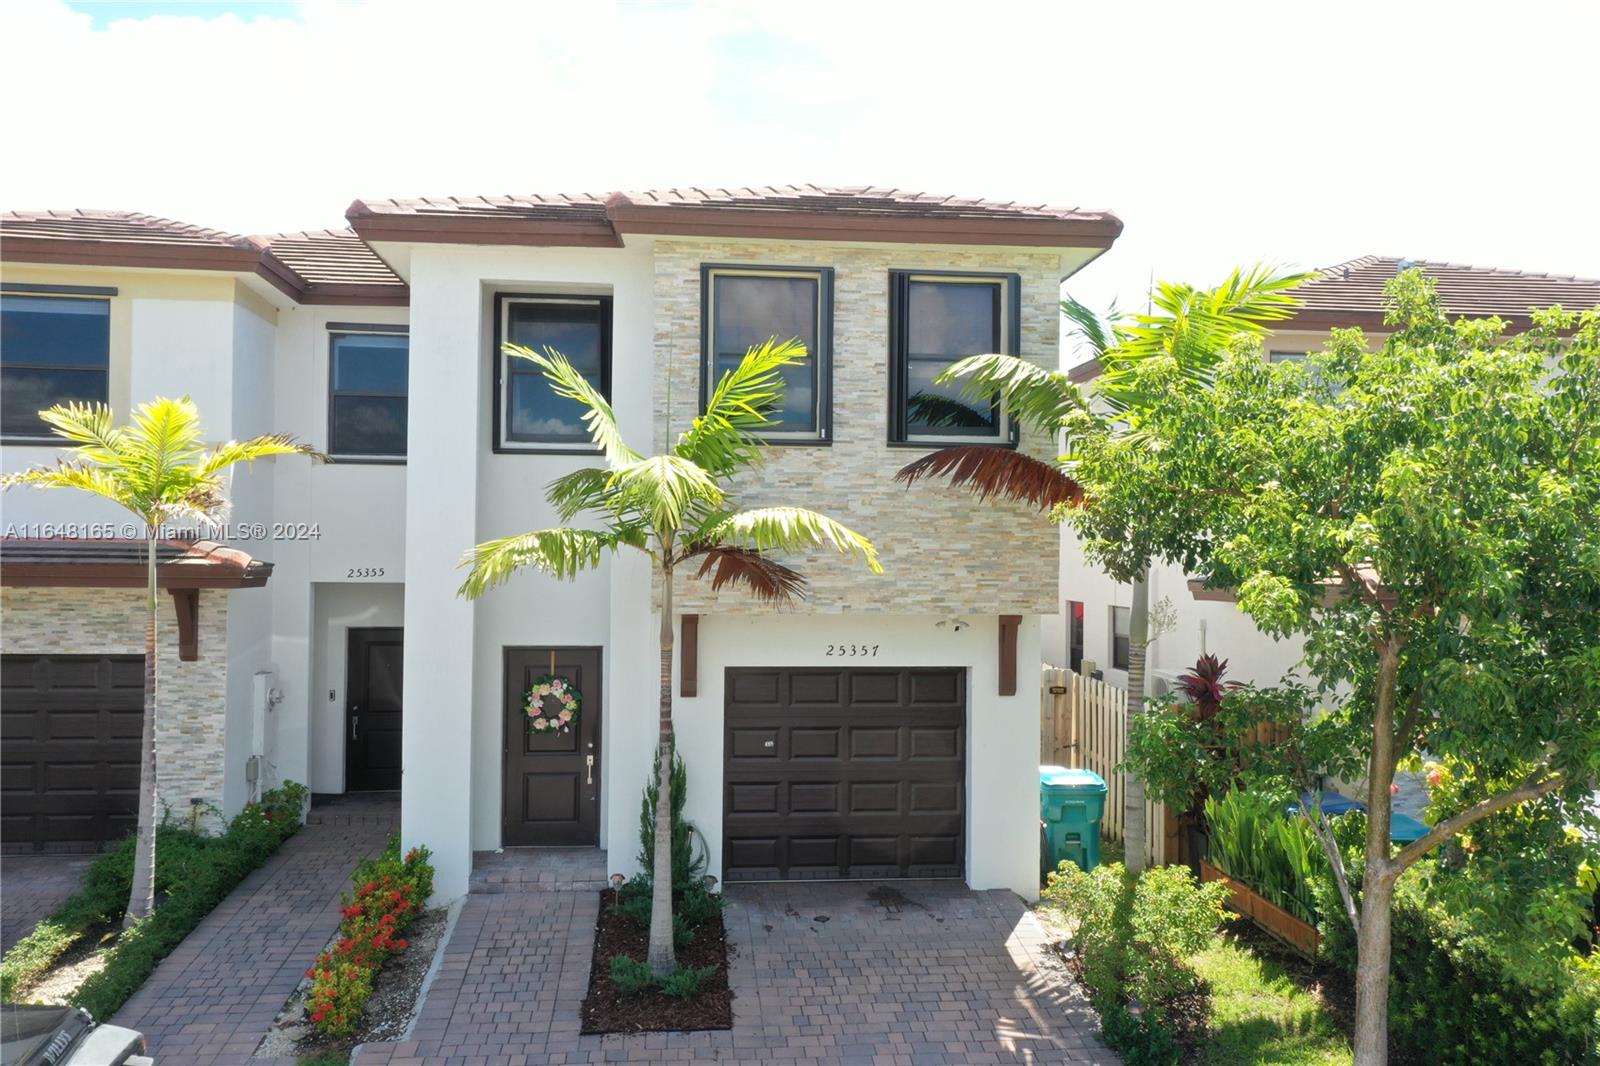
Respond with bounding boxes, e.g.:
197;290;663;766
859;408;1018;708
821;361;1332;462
896;267;1306;872
2;398;318;924
458;339;880;975
1097;271;1600;1065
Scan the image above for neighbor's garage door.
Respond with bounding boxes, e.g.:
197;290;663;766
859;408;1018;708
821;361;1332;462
1;655;143;852
723;667;964;881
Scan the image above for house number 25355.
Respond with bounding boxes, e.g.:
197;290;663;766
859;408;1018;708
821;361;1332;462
825;644;879;657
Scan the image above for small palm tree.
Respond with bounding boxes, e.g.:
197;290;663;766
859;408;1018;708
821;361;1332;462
2;398;319;924
896;266;1306;872
459;339;881;975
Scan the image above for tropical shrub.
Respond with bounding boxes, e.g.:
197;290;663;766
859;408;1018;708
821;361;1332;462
1204;789;1326;925
609;954;655;995
1;782;308;1013
1318;868;1600;1065
305;837;433;1037
1044;860;1229;1064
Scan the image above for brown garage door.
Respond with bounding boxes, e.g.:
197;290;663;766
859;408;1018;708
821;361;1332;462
1;655;143;852
723;667;964;881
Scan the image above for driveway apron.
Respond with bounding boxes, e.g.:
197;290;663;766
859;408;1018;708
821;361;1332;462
357;854;1115;1066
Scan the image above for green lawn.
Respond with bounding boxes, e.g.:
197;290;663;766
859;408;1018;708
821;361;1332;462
1191;936;1351;1066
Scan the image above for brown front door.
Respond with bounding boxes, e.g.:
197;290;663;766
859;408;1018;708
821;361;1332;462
1;655;143;852
503;647;601;846
346;628;403;791
723;667;966;881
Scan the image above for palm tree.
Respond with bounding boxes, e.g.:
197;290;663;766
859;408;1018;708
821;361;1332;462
896;267;1306;873
459;339;881;975
1;398;319;924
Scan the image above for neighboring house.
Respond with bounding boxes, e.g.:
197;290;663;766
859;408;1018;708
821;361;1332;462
1;187;1122;902
1047;256;1600;702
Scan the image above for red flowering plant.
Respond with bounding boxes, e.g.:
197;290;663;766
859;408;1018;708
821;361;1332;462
304;836;434;1037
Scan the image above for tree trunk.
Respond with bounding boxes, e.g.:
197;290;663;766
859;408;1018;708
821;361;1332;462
1123;572;1150;874
1352;864;1396;1065
125;528;159;926
1350;636;1402;1065
646;559;677;976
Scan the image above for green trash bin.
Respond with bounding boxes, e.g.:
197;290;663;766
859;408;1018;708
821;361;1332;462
1039;765;1107;877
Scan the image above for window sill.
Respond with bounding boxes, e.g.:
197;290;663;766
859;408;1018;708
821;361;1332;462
327;456;407;466
0;437;66;448
491;445;605;457
884;438;1017;451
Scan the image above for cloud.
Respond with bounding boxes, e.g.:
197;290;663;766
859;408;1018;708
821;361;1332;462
3;0;1597;316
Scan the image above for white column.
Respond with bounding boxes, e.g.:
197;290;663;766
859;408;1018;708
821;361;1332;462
400;257;481;901
967;614;1044;897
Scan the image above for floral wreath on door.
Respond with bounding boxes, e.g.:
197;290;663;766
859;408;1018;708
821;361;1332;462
524;674;581;735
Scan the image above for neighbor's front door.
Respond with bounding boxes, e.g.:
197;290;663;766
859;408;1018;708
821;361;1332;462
346;627;403;791
503;646;601;845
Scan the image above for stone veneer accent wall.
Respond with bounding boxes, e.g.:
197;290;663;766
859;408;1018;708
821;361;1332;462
1;586;230;819
654;239;1063;615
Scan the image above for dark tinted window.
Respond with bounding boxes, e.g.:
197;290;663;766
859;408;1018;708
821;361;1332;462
890;274;1013;442
501;298;609;447
330;332;408;457
1;295;110;438
707;271;826;435
1112;605;1131;671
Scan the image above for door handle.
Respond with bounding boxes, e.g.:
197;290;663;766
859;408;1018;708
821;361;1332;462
586;754;594;785
351;715;359;741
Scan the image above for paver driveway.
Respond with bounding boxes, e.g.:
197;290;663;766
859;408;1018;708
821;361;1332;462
1;853;94;952
359;852;1114;1065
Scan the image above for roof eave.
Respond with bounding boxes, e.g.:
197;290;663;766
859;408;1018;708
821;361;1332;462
1;237;262;273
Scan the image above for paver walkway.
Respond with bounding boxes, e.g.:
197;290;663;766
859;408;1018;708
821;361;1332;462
358;850;1114;1065
1;853;95;952
112;792;397;1065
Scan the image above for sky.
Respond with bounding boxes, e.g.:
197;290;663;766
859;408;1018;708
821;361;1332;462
4;0;1598;316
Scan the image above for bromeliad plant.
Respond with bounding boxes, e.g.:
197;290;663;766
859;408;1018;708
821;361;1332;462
458;338;881;976
1204;789;1327;926
0;397;320;925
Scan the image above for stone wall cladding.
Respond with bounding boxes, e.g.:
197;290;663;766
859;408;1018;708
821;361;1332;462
1;586;230;820
653;239;1062;615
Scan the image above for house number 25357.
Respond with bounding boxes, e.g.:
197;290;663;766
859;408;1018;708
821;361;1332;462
825;644;879;657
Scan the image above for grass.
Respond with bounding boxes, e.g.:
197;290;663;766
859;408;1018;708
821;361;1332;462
1191;935;1351;1066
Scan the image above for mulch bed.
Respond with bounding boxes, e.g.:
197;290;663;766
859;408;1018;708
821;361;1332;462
580;889;733;1034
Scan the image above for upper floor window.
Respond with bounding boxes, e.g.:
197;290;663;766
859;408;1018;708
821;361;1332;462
888;271;1019;445
1;293;110;440
701;265;832;441
1269;350;1308;364
328;328;408;460
496;294;612;452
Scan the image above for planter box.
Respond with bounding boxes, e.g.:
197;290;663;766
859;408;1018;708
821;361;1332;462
1200;859;1320;959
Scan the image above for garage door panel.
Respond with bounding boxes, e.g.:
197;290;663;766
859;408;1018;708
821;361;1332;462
788;727;840;759
846;672;901;705
1;654;144;852
847;728;899;758
724;667;964;882
788;672;841;705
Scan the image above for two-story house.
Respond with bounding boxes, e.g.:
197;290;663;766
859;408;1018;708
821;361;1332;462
1047;256;1600;698
1;187;1123;900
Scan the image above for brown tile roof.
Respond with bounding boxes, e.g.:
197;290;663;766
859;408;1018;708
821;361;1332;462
1284;255;1600;330
2;208;261;269
0;538;272;588
2;210;406;306
347;185;1122;249
249;229;407;306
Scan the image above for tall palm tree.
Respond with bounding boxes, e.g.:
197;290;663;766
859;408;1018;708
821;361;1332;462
896;267;1306;872
459;339;881;975
2;398;319;923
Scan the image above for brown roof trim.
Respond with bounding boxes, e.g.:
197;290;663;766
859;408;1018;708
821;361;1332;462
603;202;1122;248
345;202;622;248
1066;358;1103;384
0;538;272;590
346;188;1123;250
2;235;262;273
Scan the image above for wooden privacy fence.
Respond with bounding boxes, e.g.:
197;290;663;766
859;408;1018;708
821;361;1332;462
1040;665;1173;868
